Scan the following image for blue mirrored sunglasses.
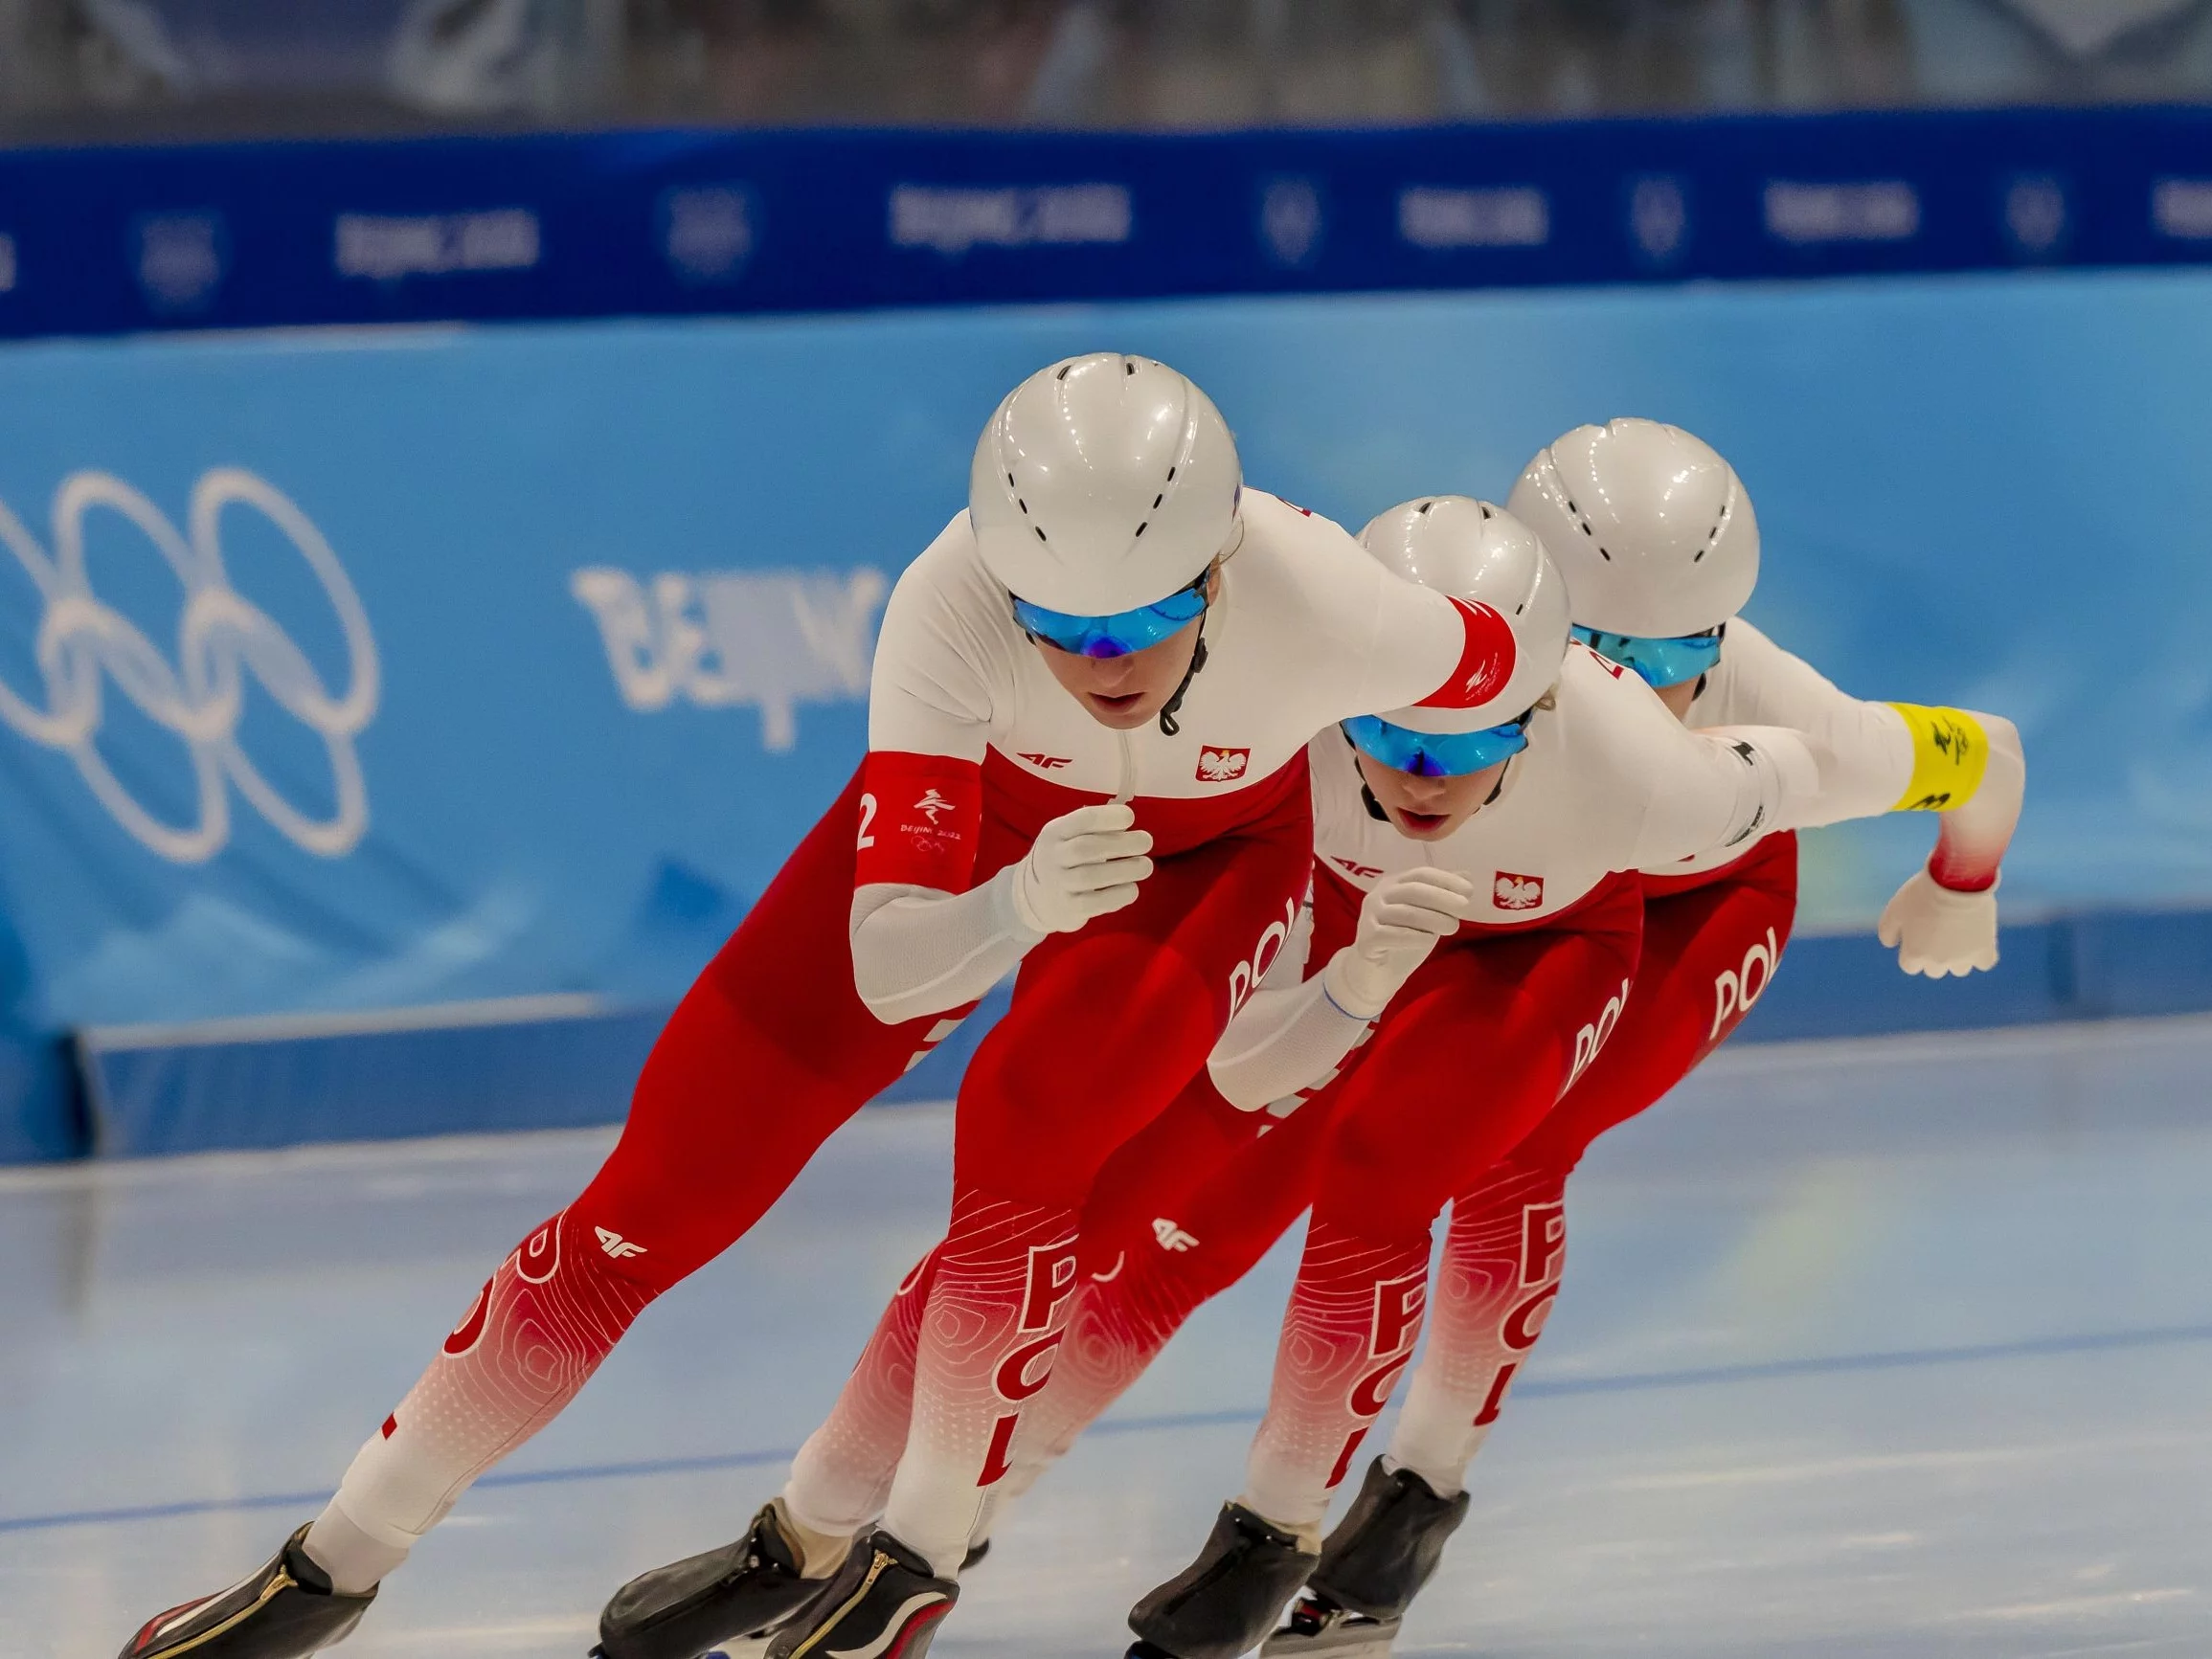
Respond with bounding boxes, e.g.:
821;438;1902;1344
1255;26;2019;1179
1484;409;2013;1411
1010;574;1210;659
1343;712;1530;779
1570;623;1725;689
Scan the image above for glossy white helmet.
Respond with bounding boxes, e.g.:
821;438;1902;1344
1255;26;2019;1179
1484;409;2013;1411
1506;418;1758;638
1357;496;1570;733
970;353;1242;616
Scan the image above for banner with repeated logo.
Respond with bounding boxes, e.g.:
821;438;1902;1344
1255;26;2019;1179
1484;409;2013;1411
11;108;2212;338
0;268;2203;1155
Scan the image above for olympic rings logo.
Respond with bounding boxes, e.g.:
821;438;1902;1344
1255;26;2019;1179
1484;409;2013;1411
0;468;379;863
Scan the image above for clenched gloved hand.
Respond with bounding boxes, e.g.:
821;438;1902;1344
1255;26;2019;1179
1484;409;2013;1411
1323;867;1478;1018
1008;802;1154;935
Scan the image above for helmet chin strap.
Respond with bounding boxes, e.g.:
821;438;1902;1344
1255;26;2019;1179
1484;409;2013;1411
1155;553;1226;736
1156;624;1208;737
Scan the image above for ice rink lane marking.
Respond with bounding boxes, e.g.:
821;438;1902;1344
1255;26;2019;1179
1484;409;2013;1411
6;1317;2209;1538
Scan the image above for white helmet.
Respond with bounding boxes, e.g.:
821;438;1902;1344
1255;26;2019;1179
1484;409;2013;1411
1506;418;1758;638
1357;496;1569;733
969;353;1242;616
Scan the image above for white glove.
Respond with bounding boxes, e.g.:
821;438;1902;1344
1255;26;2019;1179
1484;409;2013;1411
1878;868;1998;977
1322;867;1478;1018
1007;802;1154;935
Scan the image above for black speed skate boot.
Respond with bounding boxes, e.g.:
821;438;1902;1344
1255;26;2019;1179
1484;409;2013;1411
1261;1459;1469;1657
595;1499;836;1659
1127;1501;1318;1659
764;1528;957;1659
119;1525;374;1659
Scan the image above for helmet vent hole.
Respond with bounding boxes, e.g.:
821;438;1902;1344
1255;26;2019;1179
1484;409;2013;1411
1124;360;1137;375
1693;548;1706;562
1166;465;1177;482
1134;522;1147;537
1417;500;1433;516
1006;471;1016;486
1580;523;1593;535
1598;547;1613;561
1478;503;1492;519
1034;527;1048;543
1153;493;1163;508
1056;364;1072;380
1018;500;1028;514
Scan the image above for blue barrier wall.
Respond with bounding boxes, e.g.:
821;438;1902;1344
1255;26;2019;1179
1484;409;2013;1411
15;108;2212;337
2;267;2205;1157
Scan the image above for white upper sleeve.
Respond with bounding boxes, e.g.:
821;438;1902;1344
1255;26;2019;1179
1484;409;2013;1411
1257;499;1478;721
1354;571;1485;716
1207;903;1376;1113
865;517;1002;764
847;519;1027;1023
1627;717;1822;868
1701;622;1915;828
847;875;1044;1026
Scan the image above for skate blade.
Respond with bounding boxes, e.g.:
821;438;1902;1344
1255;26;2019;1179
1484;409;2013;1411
703;1642;773;1659
1259;1614;1401;1657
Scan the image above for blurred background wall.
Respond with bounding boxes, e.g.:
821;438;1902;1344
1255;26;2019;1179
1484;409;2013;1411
1;1;2205;1162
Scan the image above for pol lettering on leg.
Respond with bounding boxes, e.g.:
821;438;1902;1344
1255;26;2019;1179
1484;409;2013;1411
1710;927;1781;1039
979;1240;1081;1489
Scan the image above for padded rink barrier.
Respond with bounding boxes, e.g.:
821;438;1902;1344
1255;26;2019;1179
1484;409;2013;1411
77;984;1014;1158
68;908;2212;1158
1736;904;2212;1041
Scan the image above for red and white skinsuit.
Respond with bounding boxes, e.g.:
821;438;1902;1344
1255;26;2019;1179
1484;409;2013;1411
306;491;1511;1582
780;638;1838;1539
982;621;2020;1530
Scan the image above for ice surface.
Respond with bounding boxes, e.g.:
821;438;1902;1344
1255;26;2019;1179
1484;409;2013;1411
5;1016;2209;1657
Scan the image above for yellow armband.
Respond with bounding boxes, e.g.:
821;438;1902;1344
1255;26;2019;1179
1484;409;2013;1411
1886;704;1988;812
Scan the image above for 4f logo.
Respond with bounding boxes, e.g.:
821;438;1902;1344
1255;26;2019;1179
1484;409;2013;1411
1152;1218;1200;1253
596;1226;647;1260
1712;927;1781;1038
1331;856;1383;880
1017;751;1072;771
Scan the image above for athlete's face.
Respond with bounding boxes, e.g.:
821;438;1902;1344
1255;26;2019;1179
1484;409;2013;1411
1354;749;1508;841
1031;566;1222;730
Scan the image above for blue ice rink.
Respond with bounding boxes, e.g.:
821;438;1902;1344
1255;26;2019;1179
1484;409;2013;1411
5;1015;2209;1657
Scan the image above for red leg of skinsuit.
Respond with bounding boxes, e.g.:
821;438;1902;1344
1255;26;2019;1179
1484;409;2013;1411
1240;883;1641;1527
323;768;982;1558
784;1064;1333;1534
784;863;1641;1539
999;1087;1342;1500
1387;833;1798;1492
871;781;1314;1574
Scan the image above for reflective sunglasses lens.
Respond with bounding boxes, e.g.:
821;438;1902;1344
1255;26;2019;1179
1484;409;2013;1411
1013;583;1208;657
1343;715;1527;779
1572;625;1722;689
